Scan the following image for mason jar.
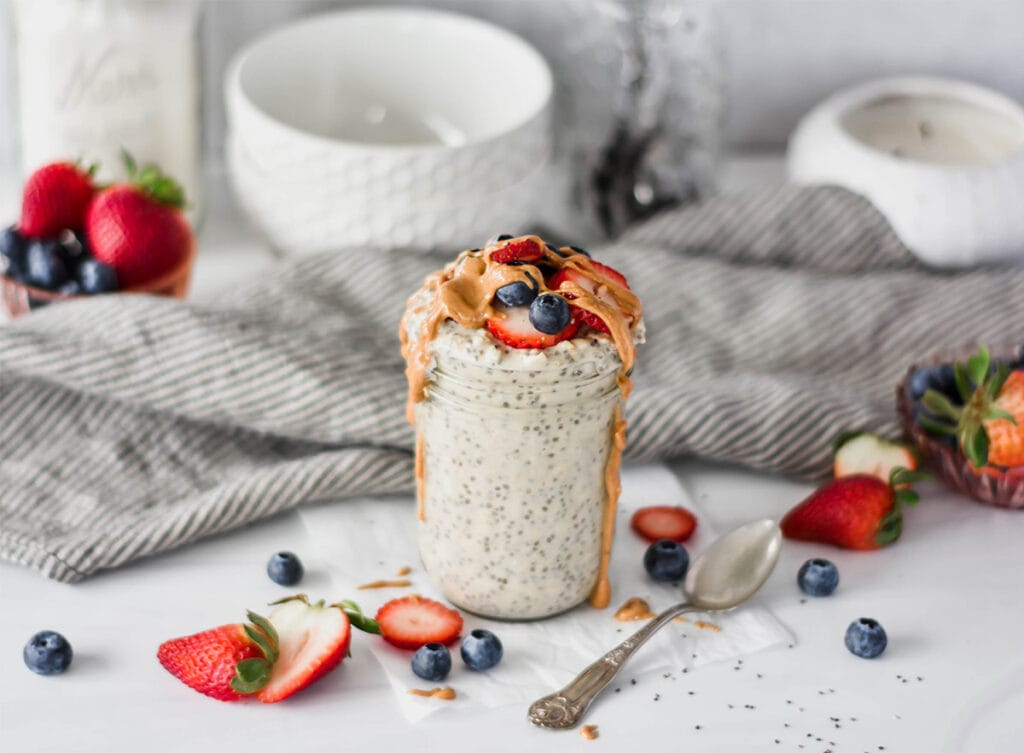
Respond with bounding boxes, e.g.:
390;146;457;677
415;348;624;620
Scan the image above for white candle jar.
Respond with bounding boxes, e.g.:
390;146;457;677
14;0;202;220
787;77;1024;267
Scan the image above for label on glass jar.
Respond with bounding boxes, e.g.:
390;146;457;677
15;0;201;219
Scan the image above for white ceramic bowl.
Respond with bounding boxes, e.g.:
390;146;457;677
788;77;1024;267
227;134;548;253
225;6;553;214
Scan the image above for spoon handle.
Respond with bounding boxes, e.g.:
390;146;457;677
528;602;698;729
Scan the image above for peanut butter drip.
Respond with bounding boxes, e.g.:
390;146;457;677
580;725;600;740
590;407;628;609
415;431;425;521
399;235;643;423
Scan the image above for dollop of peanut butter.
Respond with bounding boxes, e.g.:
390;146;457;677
613;596;657;621
399;235;642;422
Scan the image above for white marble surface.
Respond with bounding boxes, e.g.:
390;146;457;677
1;160;1023;752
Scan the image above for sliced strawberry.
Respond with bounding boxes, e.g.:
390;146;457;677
375;595;463;650
489;237;543;264
255;596;353;703
833;432;917;482
158;614;277;702
630;505;698;543
590;261;629;289
548;263;630;333
485;304;578;349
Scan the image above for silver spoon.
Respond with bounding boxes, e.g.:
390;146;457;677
528;518;782;729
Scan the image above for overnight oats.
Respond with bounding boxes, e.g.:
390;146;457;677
400;235;643;620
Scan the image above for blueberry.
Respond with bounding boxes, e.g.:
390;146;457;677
23;630;73;675
56;229;86;266
528;293;571;334
568;245;592;258
545;242;572;259
0;226;26;279
932;363;959;402
844;618;887;659
797;558;839;596
495;281;537;307
78;259;119;294
643;539;690;582
460;628;503;671
1011;344;1024;370
25;239;70;290
59;280;82;296
487;234;514;244
907;367;933;400
266;551;303;586
411;642;451;681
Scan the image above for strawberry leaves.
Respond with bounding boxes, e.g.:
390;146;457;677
919;346;1020;468
333;600;381;634
229;610;279;695
121;149;186;209
873;466;929;547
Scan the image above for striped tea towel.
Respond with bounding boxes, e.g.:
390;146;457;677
1;185;1022;582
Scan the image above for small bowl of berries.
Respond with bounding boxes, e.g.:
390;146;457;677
0;154;196;318
897;344;1024;508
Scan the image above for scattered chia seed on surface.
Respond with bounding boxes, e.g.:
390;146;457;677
630;679;637;686
654;694;660;701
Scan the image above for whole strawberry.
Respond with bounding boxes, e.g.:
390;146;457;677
919;346;1024;467
781;468;926;550
20;161;96;238
86;152;192;289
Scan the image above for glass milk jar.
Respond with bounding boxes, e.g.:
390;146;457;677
14;0;202;218
415;349;625;621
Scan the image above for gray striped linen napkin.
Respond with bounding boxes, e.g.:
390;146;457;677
2;185;1023;583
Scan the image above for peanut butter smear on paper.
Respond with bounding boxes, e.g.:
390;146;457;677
408;686;456;700
356;580;412;590
614;597;657;621
399;235;644;610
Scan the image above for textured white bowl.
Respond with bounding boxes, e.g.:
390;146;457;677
227;134;548;254
225;6;553;207
788;77;1024;267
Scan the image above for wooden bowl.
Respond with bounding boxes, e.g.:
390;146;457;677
897;346;1024;509
0;241;196;318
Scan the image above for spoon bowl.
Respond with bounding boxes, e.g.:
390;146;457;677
685;518;782;610
528;519;782;729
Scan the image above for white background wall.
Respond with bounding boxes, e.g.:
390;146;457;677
1;0;1023;172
